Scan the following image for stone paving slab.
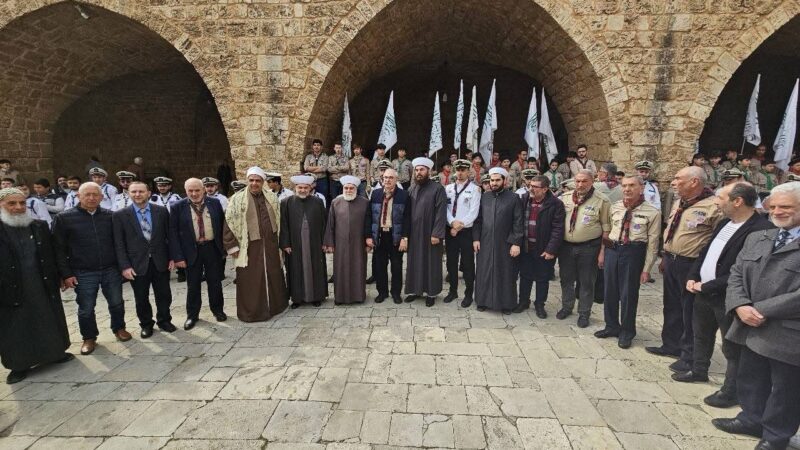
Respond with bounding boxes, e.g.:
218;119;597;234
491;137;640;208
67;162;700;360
0;263;778;449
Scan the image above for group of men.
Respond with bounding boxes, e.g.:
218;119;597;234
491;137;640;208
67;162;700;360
2;141;800;449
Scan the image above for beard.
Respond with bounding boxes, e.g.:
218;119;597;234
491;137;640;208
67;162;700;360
296;191;309;199
0;209;33;228
343;192;357;201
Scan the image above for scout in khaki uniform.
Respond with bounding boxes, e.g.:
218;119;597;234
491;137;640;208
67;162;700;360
327;142;350;200
303;138;329;201
392;148;413;189
594;176;661;349
647;167;722;369
557;169;611;328
349;144;370;197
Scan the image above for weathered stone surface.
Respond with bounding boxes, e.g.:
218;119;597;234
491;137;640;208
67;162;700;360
339;383;407;412
263;400;331;443
388;413;423;447
174;400;278;440
407;385;468;415
50;401;152;436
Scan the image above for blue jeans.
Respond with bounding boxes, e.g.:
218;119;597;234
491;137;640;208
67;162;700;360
74;267;125;339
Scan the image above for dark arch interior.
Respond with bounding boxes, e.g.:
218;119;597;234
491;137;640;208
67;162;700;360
699;14;800;158
347;61;568;163
0;2;231;191
305;0;611;165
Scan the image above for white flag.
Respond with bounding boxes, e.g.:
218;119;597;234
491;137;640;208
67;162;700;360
774;79;798;171
429;92;443;156
524;87;540;159
744;74;761;146
478;79;498;165
539;88;558;161
377;91;398;152
453;80;464;150
466;86;479;154
342;93;353;158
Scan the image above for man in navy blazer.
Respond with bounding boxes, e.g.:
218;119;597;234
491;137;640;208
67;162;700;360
169;178;226;330
113;181;176;338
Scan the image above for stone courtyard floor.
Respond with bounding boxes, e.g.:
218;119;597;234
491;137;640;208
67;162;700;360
0;258;767;450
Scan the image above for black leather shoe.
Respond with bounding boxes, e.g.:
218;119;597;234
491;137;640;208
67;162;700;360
668;359;692;373
576;315;590;328
754;439;779;450
392;294;402;304
671;370;709;383
534;304;547;319
460;297;473;308
477;306;487;312
425;297;435;307
502;309;512;315
617;338;632;349
184;318;198;330
512;304;529;314
214;312;228;322
704;390;739;408
158;322;177;333
594;329;619;339
328;275;334;283
366;276;375;284
375;294;387;303
645;346;680;358
6;370;27;385
711;418;762;438
140;326;154;339
56;353;75;363
443;292;458;303
290;303;301;309
556;309;571;320
404;295;419;303
312;301;321;307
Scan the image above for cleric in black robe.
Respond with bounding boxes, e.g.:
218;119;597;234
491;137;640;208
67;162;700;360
403;157;448;307
280;175;328;307
473;168;525;314
0;188;72;384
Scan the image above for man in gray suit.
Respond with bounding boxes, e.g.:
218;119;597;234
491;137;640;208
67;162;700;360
712;182;800;450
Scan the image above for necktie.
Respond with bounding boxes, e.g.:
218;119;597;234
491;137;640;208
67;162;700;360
452;181;470;216
191;203;206;241
139;208;151;241
773;230;790;252
381;191;393;229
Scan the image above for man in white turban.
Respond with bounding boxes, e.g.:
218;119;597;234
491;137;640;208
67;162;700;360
324;175;370;304
223;166;287;321
280;174;328;307
404;157;448;307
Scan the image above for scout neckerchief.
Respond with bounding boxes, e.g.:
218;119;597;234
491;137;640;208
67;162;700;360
620;194;645;243
569;187;595;232
664;188;713;243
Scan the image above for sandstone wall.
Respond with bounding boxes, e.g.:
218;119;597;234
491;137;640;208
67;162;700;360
0;0;798;185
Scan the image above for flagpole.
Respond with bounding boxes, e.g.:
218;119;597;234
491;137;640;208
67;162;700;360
739;137;746;155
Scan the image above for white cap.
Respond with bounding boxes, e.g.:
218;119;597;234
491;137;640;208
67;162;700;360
488;167;509;178
246;166;267;180
340;175;360;187
412;157;434;169
291;175;315;186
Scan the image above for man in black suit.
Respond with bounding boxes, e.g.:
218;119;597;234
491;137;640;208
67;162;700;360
169;178;226;330
675;183;773;404
112;181;176;338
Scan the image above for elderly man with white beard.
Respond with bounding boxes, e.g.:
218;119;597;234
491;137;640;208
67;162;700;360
0;188;72;384
324;175;370;304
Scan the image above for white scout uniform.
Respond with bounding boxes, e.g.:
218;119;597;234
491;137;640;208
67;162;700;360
446;180;481;228
64;190;79;210
26;197;52;227
276;187;294;202
644;180;661;209
315;192;327;208
113;191;133;211
208;192;228;211
151;192;182;212
98;183;118;210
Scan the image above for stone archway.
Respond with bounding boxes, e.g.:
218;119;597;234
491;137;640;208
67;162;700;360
686;2;800;155
698;12;800;155
289;0;626;168
0;1;232;188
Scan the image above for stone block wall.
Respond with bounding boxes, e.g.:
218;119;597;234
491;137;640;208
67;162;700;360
0;0;798;186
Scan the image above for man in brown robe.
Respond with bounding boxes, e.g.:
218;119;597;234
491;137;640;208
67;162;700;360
281;174;328;308
404;157;448;307
223;167;287;321
324;175;370;304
